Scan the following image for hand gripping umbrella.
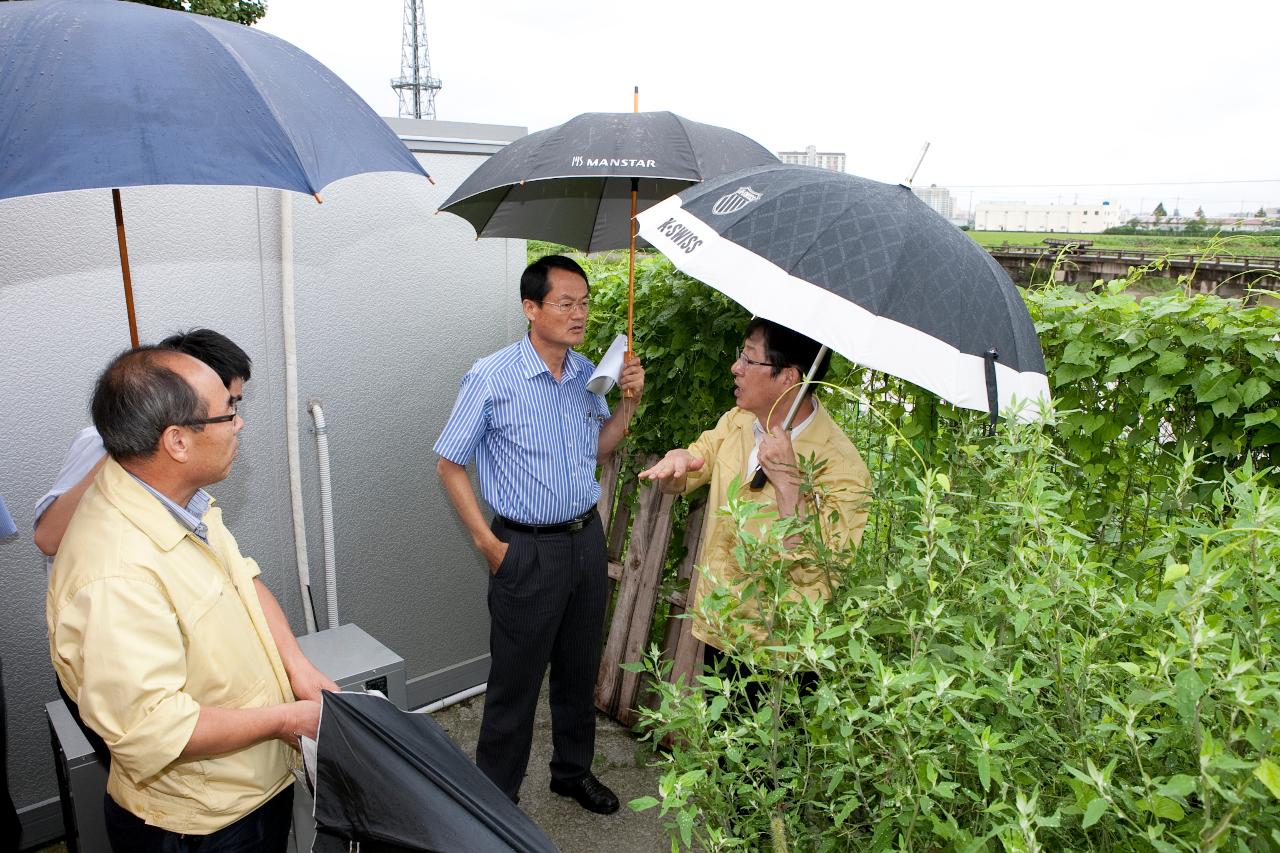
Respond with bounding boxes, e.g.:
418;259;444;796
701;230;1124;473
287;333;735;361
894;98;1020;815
637;164;1050;456
438;105;777;360
304;691;558;853
0;0;431;347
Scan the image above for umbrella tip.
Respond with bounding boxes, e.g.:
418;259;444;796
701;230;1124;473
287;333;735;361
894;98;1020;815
427;175;437;186
313;193;323;204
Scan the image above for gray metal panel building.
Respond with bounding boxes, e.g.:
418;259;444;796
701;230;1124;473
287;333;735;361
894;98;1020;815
0;117;525;846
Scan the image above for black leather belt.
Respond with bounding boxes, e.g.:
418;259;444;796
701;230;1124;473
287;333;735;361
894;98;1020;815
497;509;595;535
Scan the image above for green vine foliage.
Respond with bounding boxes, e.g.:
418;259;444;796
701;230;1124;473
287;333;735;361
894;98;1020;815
1025;279;1280;560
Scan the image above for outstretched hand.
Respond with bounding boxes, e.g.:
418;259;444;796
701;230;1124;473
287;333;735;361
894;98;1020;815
638;449;704;484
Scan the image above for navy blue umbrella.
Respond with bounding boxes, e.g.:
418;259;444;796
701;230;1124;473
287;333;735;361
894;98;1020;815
0;0;431;345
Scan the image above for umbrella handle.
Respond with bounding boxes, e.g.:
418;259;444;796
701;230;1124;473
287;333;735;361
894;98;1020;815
625;177;638;399
984;349;1000;435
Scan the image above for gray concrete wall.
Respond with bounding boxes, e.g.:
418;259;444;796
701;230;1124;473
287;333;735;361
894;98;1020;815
0;118;525;845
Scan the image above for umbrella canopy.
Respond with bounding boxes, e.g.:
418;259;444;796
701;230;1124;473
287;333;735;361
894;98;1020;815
0;0;431;346
0;0;429;201
636;164;1050;421
308;691;558;853
438;110;777;252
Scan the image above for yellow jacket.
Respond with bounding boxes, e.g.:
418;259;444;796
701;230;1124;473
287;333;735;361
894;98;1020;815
47;459;294;834
683;404;871;649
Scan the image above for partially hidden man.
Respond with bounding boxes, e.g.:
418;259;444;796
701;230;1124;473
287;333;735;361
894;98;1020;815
435;255;643;814
47;347;336;852
640;318;871;666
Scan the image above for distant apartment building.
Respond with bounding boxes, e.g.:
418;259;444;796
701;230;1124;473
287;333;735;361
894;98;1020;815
975;201;1128;233
912;184;955;220
778;145;846;172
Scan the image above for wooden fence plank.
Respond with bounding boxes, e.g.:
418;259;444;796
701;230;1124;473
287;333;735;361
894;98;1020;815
594;456;663;716
665;501;707;701
606;475;638;564
596;452;621;530
613;487;676;726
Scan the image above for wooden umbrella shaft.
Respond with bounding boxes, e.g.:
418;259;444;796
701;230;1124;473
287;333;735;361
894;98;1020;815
625;177;638;400
112;188;140;348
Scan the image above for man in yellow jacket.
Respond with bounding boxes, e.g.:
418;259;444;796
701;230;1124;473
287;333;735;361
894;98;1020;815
640;318;871;661
47;347;336;851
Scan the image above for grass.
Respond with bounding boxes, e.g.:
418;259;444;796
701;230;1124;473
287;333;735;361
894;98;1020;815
968;230;1280;257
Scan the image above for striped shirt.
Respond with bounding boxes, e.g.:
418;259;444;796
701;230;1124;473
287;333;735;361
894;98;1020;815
129;473;212;543
435;335;610;525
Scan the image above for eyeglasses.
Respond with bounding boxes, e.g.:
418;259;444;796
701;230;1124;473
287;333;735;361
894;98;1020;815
540;297;591;315
735;349;776;369
177;399;241;427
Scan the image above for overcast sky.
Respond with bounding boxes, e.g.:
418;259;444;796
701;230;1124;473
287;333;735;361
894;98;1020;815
258;0;1279;217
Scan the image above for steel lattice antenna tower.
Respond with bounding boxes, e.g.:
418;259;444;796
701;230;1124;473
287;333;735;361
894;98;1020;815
390;0;442;119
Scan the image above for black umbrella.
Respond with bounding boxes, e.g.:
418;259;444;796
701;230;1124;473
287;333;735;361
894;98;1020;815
636;164;1050;428
307;691;558;853
439;106;777;354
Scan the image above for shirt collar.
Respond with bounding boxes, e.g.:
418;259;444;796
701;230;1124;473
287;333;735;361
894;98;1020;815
127;473;212;544
753;397;821;441
518;333;580;381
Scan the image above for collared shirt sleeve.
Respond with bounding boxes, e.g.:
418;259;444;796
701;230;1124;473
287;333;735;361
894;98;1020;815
34;426;106;523
53;577;201;784
433;368;491;466
683;409;737;494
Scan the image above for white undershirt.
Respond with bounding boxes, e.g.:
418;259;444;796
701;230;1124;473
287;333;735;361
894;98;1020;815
746;399;820;479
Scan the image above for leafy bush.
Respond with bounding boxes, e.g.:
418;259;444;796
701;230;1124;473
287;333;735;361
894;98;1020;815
631;419;1280;851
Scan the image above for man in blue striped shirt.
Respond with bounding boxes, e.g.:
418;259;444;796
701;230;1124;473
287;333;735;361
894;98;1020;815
435;255;643;814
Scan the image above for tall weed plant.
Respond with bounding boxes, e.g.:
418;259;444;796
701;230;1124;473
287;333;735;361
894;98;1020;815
631;420;1280;851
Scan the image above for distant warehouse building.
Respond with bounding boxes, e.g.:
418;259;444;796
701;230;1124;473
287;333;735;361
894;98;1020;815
778;144;846;172
975;201;1128;233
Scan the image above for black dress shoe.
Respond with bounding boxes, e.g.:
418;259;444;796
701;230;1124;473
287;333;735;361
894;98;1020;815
549;773;620;814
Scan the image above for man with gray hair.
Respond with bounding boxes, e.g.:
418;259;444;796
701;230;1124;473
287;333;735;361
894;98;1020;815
47;347;335;851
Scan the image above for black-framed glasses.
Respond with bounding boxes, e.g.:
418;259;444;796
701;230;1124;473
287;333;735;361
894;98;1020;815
177;400;240;427
735;349;776;369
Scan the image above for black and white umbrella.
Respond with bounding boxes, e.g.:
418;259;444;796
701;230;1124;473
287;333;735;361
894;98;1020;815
635;164;1050;423
439;108;777;355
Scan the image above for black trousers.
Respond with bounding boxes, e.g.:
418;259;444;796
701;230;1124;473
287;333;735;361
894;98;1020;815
104;785;292;853
476;513;608;801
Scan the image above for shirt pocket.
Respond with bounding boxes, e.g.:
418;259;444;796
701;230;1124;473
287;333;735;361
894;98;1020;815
179;572;278;710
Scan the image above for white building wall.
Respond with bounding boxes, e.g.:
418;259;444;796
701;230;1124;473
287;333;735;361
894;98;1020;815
777;144;846;172
975;202;1129;232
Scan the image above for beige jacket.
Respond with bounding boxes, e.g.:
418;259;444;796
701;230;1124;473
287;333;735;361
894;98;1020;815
47;459;294;834
684;404;871;649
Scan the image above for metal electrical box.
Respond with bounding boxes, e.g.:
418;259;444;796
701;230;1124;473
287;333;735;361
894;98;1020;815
45;698;109;853
295;622;407;709
47;623;406;853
